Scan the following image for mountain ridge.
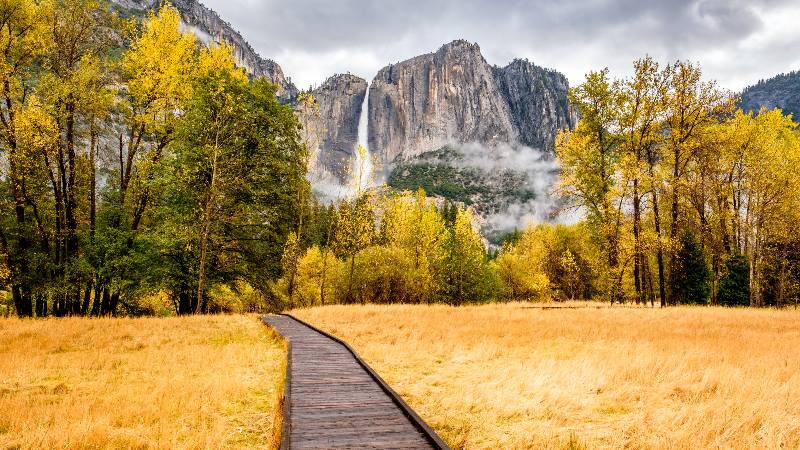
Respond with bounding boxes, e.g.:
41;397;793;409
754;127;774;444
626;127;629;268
740;70;800;119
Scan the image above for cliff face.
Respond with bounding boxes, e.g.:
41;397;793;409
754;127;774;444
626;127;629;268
309;40;576;193
111;0;298;100
368;40;518;164
493;59;577;151
308;74;368;180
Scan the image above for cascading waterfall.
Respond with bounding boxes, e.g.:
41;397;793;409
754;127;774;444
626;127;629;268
352;82;373;196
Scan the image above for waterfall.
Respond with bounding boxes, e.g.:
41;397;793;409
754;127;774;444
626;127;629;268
352;82;373;195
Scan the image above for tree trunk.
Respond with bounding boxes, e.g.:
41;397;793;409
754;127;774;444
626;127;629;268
89;117;97;240
632;179;642;303
196;143;220;314
90;283;101;316
35;293;47;318
346;253;356;304
653;190;667;308
319;249;329;306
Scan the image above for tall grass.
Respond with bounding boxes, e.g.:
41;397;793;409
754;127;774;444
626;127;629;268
293;303;800;449
0;315;284;449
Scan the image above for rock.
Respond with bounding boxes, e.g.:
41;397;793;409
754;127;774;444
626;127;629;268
369;40;518;164
493;59;577;151
740;71;800;119
308;74;368;181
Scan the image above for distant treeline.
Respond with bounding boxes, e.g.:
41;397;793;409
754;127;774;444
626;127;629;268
278;58;800;310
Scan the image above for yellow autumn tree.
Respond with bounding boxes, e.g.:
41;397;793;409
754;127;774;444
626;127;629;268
118;4;198;221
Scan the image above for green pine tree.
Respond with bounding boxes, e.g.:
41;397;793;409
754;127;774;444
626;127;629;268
719;254;751;307
671;233;711;304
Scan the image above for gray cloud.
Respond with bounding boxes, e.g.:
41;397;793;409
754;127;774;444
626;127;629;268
201;0;800;92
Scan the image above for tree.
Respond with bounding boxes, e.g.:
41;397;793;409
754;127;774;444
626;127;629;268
379;189;447;302
719;254;750;307
663;61;731;304
617;57;670;305
557;69;624;300
559;250;582;301
671;233;711;304
166;44;308;313
438;207;491;305
0;0;50;317
281;232;302;308
330;193;375;303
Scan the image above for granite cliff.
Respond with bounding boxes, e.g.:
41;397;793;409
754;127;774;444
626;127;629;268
311;40;576;184
308;74;368;183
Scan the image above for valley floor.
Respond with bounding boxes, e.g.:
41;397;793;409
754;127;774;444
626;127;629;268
292;303;800;449
0;315;285;449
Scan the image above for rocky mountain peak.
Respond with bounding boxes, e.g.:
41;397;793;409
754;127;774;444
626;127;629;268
492;58;577;151
740;71;800;119
369;40;518;164
436;39;482;57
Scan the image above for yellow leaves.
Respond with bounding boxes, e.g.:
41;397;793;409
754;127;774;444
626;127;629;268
289;246;338;307
123;5;197;118
198;43;247;84
355;144;368;162
496;226;554;301
15;96;58;159
381;191;447;265
0;0;50;99
0;259;9;284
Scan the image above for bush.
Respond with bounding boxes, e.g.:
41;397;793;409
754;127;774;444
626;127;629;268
495;223;600;301
334;246;425;304
0;290;11;317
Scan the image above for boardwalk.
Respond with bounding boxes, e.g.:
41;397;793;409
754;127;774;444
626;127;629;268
262;314;448;450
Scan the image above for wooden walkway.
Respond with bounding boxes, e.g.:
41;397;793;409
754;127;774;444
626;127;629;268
262;314;449;450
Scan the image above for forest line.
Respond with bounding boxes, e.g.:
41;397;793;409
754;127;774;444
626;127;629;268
2;1;799;317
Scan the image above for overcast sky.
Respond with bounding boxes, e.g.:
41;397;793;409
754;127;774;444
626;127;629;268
201;0;800;92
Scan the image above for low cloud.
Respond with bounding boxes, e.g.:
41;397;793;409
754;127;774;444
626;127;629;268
453;142;567;231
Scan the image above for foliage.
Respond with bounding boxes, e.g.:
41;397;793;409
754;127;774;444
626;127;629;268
671;233;711;304
557;57;800;308
718;255;751;307
495;223;600;301
276;189;501;305
438;207;496;304
0;4;308;316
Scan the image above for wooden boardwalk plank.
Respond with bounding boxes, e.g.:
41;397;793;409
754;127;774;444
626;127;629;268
262;314;449;450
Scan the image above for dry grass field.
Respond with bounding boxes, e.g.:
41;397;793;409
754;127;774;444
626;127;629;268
293;303;800;449
0;315;285;450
